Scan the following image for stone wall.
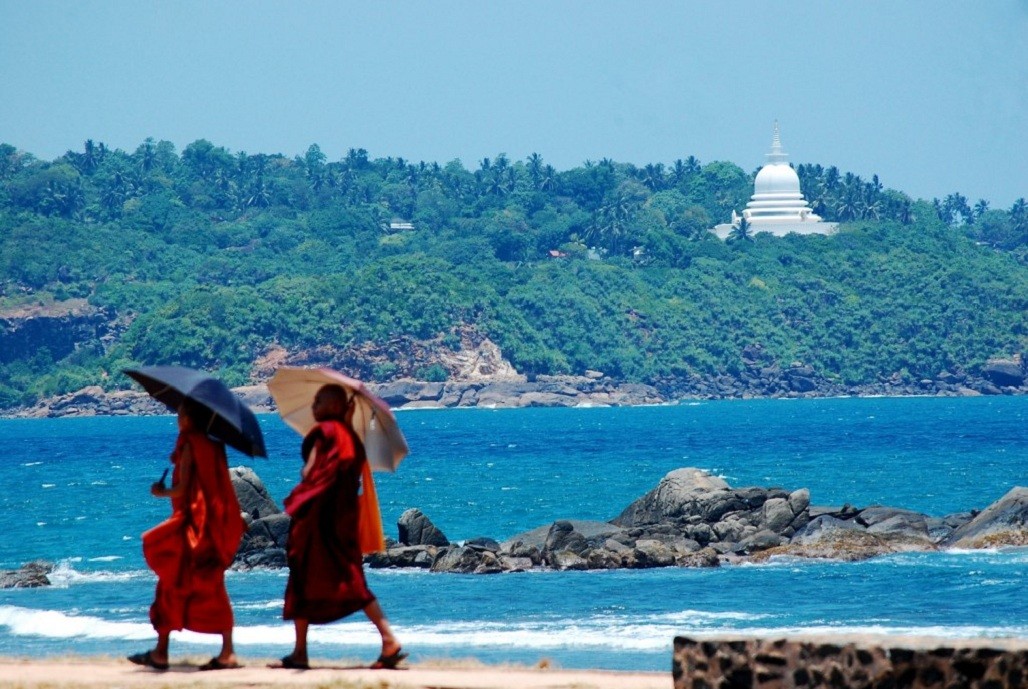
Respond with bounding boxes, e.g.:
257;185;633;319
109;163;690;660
673;635;1027;689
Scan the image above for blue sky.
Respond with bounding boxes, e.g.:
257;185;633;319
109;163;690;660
2;1;1026;207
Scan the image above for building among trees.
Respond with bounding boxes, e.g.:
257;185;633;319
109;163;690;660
713;123;837;239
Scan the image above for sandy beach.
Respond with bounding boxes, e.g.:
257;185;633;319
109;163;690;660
0;657;668;689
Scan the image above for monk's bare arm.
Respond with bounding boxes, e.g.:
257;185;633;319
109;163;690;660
300;445;318;479
152;443;193;498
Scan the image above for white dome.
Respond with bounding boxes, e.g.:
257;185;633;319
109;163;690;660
753;163;801;196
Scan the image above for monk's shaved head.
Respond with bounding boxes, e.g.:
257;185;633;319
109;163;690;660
313;384;350;421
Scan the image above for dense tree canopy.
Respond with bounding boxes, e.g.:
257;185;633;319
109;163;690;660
0;138;1025;407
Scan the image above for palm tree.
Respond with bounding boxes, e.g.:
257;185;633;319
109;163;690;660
834;189;861;221
640;163;665;191
493;154;509;176
539;164;556;192
246;179;272;208
863;197;883;221
972;199;990;222
100;183;126;218
670;159;689;186
944;193;971;226
136;139;157;175
823;166;840;192
526;153;543;189
503;166;518;195
592;185;639;255
1011;198;1028;239
897;200;913;225
345;148;369;169
80;139;101;174
728;216;753;243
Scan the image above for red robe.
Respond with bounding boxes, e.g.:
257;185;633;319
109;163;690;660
282;419;385;624
142;431;244;635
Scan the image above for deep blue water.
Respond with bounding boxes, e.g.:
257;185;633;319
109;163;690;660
0;397;1025;670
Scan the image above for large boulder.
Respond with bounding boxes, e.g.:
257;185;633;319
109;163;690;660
790;515;867;545
230;466;281;521
857;506;931;542
0;561;54;588
431;545;489;573
375;380;433;407
502;520;624;552
942;487;1028;548
981;358;1024;388
235;513;291;570
367;545;437;569
397;508;449;547
613;468;731;526
543;520;591;556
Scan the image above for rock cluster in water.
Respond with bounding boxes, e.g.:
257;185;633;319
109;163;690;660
0;560;55;589
8;468;1022;588
229;466;1028;574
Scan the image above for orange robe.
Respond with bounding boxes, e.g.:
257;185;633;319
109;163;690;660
282;419;385;624
142;431;244;635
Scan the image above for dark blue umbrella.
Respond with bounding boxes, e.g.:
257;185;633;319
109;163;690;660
124;365;267;458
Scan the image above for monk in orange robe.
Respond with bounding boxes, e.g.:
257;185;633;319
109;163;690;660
128;399;245;671
275;384;405;670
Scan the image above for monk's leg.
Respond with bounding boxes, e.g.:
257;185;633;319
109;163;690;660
290;619;309;664
363;600;401;657
153;632;171;664
218;629;237;665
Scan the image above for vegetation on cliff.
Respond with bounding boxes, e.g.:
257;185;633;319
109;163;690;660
0;139;1026;408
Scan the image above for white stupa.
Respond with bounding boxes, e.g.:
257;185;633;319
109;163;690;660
713;122;836;239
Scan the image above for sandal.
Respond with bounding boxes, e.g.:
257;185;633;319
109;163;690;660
370;647;408;670
269;654;309;670
199;656;241;671
127;650;169;671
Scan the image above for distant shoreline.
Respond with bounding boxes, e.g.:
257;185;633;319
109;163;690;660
2;371;1025;421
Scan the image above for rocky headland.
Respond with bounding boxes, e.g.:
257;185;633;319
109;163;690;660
8;352;1028;420
2;301;1026;418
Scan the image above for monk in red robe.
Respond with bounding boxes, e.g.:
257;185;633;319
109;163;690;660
128;399;245;671
275;384;405;670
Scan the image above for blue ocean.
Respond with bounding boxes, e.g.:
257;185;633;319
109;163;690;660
0;397;1025;670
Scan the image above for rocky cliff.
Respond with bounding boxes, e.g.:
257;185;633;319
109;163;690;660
3;304;1027;419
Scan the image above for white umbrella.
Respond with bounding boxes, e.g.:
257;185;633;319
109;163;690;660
267;367;408;472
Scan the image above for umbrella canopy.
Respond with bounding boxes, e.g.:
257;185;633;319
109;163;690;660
124;365;267;458
267;367;408;472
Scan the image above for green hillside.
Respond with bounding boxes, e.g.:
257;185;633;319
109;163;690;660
0;140;1026;407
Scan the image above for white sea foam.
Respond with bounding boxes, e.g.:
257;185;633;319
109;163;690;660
0;605;154;641
46;560;150;587
234;600;285;611
2;604;1025;652
22;462;43;467
648;610;770;623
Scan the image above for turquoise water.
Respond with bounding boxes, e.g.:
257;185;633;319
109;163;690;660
0;397;1025;670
